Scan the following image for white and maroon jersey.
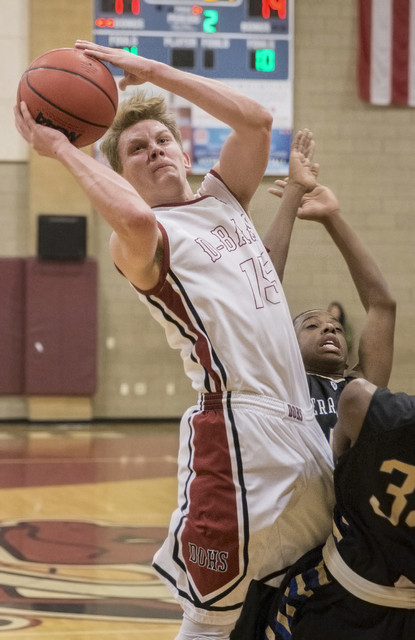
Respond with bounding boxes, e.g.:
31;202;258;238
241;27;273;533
134;171;311;410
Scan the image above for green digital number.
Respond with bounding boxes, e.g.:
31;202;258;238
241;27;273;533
255;49;275;72
123;46;138;55
203;10;218;34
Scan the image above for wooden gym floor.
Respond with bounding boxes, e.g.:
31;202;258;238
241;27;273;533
0;421;182;639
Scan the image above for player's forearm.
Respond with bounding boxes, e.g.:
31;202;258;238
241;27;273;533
146;60;273;134
55;143;155;239
263;182;306;282
323;211;395;311
77;41;272;133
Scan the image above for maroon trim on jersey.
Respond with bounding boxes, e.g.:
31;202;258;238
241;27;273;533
209;169;240;204
126;222;170;296
180;407;240;597
210;169;224;182
155;278;224;392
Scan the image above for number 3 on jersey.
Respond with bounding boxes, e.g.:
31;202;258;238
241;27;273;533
370;459;415;527
240;252;280;308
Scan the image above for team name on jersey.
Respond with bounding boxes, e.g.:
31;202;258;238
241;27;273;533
193;211;281;308
194;214;257;263
188;543;228;572
311;396;337;417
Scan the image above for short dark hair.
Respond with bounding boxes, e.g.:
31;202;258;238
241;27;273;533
101;91;183;174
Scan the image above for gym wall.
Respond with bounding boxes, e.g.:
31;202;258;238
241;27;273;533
1;0;414;420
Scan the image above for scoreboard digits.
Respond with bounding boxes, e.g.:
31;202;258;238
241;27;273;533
94;0;290;79
102;0;286;19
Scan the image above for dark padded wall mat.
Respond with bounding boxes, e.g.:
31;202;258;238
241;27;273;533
0;258;25;394
25;258;97;395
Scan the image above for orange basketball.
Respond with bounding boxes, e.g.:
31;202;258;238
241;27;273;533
17;48;118;148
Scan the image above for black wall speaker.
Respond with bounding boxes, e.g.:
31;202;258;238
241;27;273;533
37;215;87;260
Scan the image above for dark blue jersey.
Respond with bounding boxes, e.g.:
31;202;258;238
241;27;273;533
307;373;355;442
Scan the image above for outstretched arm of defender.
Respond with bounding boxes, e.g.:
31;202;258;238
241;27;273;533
298;185;396;386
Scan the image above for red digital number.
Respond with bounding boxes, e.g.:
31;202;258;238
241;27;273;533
115;0;140;14
262;0;286;19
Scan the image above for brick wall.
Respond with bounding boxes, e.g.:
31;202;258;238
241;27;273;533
2;0;415;419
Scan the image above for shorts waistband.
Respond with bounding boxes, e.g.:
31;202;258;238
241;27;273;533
198;391;315;423
323;534;415;609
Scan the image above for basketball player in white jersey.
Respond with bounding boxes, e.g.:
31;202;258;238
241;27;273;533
14;43;334;640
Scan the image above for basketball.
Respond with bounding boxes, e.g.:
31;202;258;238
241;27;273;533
17;48;118;148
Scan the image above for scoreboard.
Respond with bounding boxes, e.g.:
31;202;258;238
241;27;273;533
93;0;289;80
93;0;293;174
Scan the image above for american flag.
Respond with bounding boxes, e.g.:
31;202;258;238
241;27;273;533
359;0;415;105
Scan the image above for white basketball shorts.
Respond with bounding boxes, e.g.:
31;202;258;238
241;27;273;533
153;391;335;625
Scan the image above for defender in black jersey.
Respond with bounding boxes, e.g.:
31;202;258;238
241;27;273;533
258;378;415;640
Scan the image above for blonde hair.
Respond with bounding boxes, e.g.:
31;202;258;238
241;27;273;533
100;91;183;174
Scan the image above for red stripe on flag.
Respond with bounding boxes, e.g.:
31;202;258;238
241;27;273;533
359;0;372;102
392;0;410;104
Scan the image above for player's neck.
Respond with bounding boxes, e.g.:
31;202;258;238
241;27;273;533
149;182;194;207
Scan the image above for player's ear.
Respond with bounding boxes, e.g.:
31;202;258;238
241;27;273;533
183;151;192;173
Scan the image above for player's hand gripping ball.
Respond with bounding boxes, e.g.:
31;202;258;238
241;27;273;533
17;48;118;148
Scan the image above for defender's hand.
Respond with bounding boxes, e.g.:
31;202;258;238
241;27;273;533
268;129;319;198
297;184;340;222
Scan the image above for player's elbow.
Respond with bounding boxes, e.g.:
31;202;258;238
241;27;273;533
367;282;397;316
385;296;397;317
374;293;397;318
255;106;273;135
117;203;156;239
262;105;273;126
242;104;273;136
248;108;273;155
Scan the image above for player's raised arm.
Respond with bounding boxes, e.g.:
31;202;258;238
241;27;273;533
332;378;377;462
263;129;318;281
297;187;396;386
75;41;273;211
14;101;160;291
